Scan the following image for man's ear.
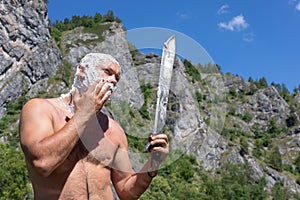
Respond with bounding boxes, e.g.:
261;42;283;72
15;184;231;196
77;65;85;72
75;65;86;76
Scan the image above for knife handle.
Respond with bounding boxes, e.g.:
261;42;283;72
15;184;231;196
142;142;151;153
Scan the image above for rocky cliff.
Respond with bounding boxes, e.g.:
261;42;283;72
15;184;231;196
0;0;61;118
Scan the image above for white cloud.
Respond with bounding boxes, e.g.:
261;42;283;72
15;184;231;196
288;0;300;11
217;4;230;15
218;15;249;31
296;2;300;11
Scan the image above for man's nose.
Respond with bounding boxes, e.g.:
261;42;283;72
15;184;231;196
107;75;118;85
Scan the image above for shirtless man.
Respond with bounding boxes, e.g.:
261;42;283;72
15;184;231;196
19;53;169;200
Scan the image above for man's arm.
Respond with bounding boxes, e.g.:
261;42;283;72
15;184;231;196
19;98;88;177
111;127;169;200
19;81;111;177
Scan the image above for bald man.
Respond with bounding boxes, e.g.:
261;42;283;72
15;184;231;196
19;53;169;200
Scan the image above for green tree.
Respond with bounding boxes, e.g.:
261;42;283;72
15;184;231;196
171;181;205;199
268;117;280;135
229;87;237;97
293;87;298;95
269;146;283;172
71;15;81;27
240;137;249;155
0;143;33;199
248;76;254;83
242;112;252;123
81;15;93;28
63;18;70;25
271;182;290;200
195;91;203;103
115;16;122;23
138;83;153;119
183;59;201;82
140;176;171;200
295;154;300;173
286;113;297;127
256;77;268;89
93;12;102;23
50;27;62;45
205;179;223;200
103;10;115;22
220;164;267;200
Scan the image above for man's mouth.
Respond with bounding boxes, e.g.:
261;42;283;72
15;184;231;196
100;78;117;93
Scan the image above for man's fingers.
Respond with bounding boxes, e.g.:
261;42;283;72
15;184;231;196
94;79;105;95
151;146;169;154
95;82;111;100
94;90;111;111
150;138;168;148
148;134;169;163
150;134;169;143
148;134;169;155
100;90;112;104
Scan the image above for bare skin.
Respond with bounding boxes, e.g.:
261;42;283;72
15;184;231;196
19;61;169;200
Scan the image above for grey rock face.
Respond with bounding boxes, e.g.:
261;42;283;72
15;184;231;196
0;0;61;118
248;87;290;130
265;167;300;193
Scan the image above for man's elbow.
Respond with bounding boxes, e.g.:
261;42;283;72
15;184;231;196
32;159;53;177
117;188;143;200
118;193;140;200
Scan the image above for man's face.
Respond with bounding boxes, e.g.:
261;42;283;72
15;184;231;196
73;62;121;96
96;62;121;85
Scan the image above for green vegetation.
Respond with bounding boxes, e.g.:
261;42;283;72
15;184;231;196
255;77;268;89
0;96;28;147
0;96;33;199
141;156;270;200
50;10;121;51
139;83;154;120
183;59;201;82
184;61;222;77
0;143;33;199
268;146;283;172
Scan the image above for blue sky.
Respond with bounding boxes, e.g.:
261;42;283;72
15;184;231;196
48;0;300;92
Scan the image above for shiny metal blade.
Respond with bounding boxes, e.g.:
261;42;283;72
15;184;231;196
143;35;176;153
153;35;176;135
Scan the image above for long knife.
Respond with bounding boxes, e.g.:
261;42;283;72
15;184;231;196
143;35;176;152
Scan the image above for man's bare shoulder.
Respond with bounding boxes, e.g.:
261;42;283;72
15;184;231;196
20;98;58;128
22;98;55;113
19;98;59;150
23;97;51;107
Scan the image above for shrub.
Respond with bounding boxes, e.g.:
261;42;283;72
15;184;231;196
183;59;201;82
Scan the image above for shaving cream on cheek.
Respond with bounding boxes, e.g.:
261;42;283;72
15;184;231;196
73;76;88;96
73;68;117;97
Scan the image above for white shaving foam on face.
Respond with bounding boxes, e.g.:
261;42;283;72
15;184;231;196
72;53;119;96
